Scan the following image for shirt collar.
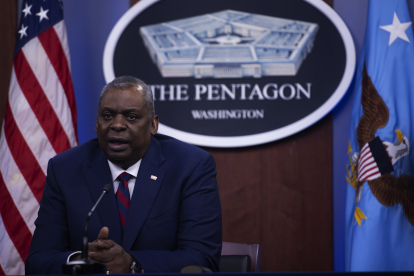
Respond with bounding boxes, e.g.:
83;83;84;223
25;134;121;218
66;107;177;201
107;159;142;182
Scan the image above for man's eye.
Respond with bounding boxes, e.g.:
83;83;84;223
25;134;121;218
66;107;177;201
103;113;112;119
127;115;137;120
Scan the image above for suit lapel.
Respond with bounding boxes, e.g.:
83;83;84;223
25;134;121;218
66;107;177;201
83;148;123;244
122;136;165;250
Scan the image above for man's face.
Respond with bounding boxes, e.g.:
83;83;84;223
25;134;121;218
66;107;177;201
95;87;159;169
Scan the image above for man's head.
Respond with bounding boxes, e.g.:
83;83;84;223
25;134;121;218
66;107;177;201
95;76;159;170
99;76;155;117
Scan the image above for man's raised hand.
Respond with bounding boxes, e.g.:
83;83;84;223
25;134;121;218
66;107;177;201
88;227;133;274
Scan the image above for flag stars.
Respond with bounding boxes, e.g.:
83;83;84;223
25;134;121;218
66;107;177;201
18;24;28;39
22;3;32;17
380;12;412;46
36;6;49;22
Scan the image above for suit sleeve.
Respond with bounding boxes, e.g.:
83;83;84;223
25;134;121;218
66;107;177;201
128;153;222;272
25;159;77;274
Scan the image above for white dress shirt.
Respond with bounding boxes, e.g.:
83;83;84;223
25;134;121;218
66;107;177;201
107;159;142;199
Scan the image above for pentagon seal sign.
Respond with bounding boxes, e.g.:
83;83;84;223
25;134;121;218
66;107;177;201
139;10;319;78
104;0;355;148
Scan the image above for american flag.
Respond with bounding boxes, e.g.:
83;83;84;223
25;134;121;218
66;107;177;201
0;0;77;274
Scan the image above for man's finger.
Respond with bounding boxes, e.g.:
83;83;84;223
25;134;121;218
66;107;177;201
88;243;122;263
88;251;115;263
89;239;115;252
100;250;134;274
97;226;109;240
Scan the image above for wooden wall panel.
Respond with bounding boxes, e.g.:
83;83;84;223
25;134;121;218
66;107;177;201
204;115;333;271
0;0;17;132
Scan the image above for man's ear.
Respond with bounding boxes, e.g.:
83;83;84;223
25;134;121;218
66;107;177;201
95;121;98;133
151;115;159;135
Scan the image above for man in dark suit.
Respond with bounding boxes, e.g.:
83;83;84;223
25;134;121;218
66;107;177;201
25;76;222;274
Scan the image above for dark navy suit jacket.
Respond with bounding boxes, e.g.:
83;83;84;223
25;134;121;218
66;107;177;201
25;134;222;274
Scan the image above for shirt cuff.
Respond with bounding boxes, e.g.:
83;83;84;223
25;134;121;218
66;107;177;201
67;251;82;263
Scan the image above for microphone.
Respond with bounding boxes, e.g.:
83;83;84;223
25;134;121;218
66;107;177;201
82;184;111;259
62;184;111;275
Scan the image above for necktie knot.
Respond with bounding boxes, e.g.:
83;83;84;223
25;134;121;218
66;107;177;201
118;172;132;182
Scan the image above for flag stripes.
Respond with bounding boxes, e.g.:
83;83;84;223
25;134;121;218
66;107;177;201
21;36;77;148
4;103;45;202
14;51;72;153
53;21;71;72
358;143;381;182
0;1;77;274
0;125;39;233
359;160;376;175
0;215;24;275
38;27;78;142
7;70;54;175
0;176;33;263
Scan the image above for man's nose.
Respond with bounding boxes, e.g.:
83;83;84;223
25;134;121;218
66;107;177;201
111;114;126;131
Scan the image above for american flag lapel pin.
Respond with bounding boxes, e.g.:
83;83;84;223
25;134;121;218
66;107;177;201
150;175;157;180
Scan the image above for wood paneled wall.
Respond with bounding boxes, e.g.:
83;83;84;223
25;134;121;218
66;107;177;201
204;115;333;271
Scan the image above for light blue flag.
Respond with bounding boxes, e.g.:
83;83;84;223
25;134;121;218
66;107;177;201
345;0;414;271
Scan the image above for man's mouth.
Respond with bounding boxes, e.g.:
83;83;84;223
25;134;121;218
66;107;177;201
108;137;129;151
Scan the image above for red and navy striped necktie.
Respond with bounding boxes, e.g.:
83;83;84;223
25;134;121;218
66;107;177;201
116;172;132;230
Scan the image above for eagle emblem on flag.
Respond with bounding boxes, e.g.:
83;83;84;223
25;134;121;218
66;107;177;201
347;62;414;226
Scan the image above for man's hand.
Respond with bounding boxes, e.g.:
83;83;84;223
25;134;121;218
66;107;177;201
88;227;134;274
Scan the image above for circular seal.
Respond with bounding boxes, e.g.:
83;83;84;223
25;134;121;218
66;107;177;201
104;0;355;147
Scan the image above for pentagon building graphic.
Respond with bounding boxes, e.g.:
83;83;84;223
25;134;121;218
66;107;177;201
139;10;319;78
